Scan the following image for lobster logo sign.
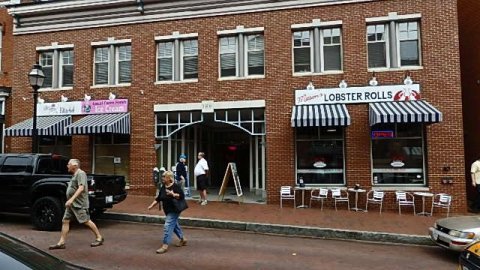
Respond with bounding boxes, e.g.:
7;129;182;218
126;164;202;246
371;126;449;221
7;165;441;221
393;85;421;101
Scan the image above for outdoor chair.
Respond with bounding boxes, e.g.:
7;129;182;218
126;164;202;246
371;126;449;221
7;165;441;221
431;193;452;217
309;188;329;210
280;186;295;208
395;191;415;215
366;190;385;214
331;188;349;211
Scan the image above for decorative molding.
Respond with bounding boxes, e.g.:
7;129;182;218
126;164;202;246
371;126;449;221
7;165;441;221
36;42;74;51
291;19;343;29
91;37;132;46
365;12;422;23
217;25;264;35
155;31;198;41
154;99;265;112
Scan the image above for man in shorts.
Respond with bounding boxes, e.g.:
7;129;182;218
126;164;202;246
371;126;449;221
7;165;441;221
194;152;209;206
49;159;104;250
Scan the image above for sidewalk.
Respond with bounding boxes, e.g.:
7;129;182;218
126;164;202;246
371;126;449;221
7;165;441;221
101;195;440;246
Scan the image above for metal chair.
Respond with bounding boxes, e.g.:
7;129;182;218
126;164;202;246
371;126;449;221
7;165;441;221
431;193;452;217
395;191;415;215
331;188;349;211
309;188;329;210
280;186;295;208
366;190;385;214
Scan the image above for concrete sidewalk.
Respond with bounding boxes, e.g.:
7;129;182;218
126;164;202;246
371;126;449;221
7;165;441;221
100;195;441;246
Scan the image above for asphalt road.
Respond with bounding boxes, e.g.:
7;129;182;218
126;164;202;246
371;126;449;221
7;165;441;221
0;213;458;270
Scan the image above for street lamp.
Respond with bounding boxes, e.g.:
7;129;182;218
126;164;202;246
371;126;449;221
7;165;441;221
28;63;45;153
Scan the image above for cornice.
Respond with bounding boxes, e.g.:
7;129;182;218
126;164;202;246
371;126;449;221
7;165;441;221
8;0;375;35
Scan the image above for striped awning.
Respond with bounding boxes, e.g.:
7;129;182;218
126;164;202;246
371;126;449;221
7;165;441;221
65;113;130;135
369;101;442;126
291;104;351;127
5;115;71;136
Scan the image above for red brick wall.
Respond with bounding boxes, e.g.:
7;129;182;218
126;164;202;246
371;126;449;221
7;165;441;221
7;0;467;212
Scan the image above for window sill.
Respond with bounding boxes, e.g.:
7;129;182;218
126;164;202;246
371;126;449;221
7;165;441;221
39;87;73;92
90;83;131;89
218;75;265;81
367;66;424;73
372;186;429;191
155;79;198;85
293;71;344;77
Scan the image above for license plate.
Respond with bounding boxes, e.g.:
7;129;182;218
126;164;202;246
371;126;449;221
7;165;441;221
105;195;113;203
432;231;438;241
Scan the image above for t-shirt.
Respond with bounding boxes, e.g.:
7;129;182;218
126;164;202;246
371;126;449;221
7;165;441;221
194;158;209;177
176;162;187;180
471;160;480;184
155;183;185;215
66;169;89;209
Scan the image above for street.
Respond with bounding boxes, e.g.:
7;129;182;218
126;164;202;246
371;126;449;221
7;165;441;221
0;213;458;270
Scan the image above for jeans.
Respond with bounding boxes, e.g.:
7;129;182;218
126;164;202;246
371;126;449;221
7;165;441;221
475;185;480;210
163;212;184;245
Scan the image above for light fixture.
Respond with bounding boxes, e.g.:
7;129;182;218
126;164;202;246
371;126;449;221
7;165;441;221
108;92;116;100
60;94;68;102
84;94;91;102
369;72;378;86
306;81;315;90
37;97;45;104
28;63;45;154
339;79;348;88
404;71;413;85
136;0;144;14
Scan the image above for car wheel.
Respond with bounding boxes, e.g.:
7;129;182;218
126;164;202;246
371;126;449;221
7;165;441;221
31;196;64;231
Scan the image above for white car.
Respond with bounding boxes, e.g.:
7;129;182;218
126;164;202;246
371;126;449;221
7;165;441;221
429;216;480;252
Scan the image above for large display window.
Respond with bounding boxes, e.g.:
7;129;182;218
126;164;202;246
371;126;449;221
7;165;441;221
371;123;425;185
94;134;130;184
39;136;72;157
295;127;345;185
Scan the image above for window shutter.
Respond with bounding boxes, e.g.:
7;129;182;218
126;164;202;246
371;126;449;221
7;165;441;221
368;43;387;68
294;47;311;73
323;45;341;71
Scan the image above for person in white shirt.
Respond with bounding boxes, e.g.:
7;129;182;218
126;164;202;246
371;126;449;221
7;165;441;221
194;152;209;205
471;159;480;211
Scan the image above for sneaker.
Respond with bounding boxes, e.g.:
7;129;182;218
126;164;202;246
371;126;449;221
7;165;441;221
200;200;208;206
176;238;187;247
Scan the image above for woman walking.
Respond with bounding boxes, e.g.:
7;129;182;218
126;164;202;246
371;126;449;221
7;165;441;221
148;170;188;254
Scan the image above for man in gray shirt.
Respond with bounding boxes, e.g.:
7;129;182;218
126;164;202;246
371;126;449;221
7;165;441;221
49;159;104;249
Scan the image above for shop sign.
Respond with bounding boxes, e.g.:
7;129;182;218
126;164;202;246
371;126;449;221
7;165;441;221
371;130;394;139
37;99;129;116
295;84;420;105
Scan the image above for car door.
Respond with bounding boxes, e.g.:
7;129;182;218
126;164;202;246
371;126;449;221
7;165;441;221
0;156;33;207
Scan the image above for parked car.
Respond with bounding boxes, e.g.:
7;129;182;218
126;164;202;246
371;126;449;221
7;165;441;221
458;241;480;270
0;153;127;231
429;216;480;252
0;232;90;270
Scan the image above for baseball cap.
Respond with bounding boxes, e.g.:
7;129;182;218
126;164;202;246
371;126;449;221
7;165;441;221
179;154;187;159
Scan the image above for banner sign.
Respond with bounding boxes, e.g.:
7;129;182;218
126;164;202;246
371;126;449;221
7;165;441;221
295;84;420;105
37;99;128;116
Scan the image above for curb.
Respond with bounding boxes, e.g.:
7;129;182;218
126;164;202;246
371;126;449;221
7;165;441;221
100;212;434;246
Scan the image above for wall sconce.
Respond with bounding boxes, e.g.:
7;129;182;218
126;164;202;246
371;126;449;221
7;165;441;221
84;94;92;102
306;81;315;90
404;71;413;85
136;0;145;14
369;72;378;86
108;92;117;100
60;94;68;102
338;79;348;89
37;97;45;104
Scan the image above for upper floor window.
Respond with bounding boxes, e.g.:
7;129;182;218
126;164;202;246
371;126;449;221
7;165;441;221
92;38;131;86
367;13;421;69
0;25;3;71
156;32;198;82
292;20;343;74
37;43;74;89
218;26;265;78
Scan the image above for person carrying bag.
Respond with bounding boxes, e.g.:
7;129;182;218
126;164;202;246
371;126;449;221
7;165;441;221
148;170;188;254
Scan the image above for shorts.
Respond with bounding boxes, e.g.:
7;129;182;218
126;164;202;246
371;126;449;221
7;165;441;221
63;207;90;224
196;174;208;191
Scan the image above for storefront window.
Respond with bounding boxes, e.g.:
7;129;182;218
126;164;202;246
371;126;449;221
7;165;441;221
39;136;72;157
296;127;345;185
371;123;425;185
94;134;130;184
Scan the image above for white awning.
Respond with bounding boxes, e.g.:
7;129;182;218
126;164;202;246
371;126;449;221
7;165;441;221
5;115;71;136
65;113;130;134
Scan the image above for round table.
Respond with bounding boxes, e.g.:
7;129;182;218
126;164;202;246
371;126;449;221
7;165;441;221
347;188;366;212
413;192;434;216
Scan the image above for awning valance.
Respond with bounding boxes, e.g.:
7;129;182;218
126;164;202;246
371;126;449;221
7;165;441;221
291;104;351;127
65;113;130;135
5;115;71;136
369;101;442;126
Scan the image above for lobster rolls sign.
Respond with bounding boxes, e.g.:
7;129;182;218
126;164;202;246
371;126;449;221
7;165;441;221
295;84;420;105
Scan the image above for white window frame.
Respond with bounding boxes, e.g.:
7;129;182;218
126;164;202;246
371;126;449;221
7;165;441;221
292;30;314;74
36;42;74;91
180;39;199;81
366;24;391;69
396;21;421;68
217;26;265;80
157;41;175;82
320;27;343;72
116;45;132;85
91;38;132;88
59;50;74;88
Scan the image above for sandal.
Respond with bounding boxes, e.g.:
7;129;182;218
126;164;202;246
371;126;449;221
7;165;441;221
90;237;104;247
49;243;66;250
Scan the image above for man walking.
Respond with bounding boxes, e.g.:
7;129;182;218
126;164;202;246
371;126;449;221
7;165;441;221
49;159;104;250
471;158;480;211
194;152;209;205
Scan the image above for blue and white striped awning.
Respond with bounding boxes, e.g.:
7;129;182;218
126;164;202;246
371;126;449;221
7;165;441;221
65;113;130;134
369;101;442;126
5;115;71;136
291;104;351;127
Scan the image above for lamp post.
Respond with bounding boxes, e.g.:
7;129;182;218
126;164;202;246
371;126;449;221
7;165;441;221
28;64;45;153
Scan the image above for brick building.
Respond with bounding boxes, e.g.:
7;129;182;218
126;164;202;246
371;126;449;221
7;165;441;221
0;2;13;151
5;0;469;212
